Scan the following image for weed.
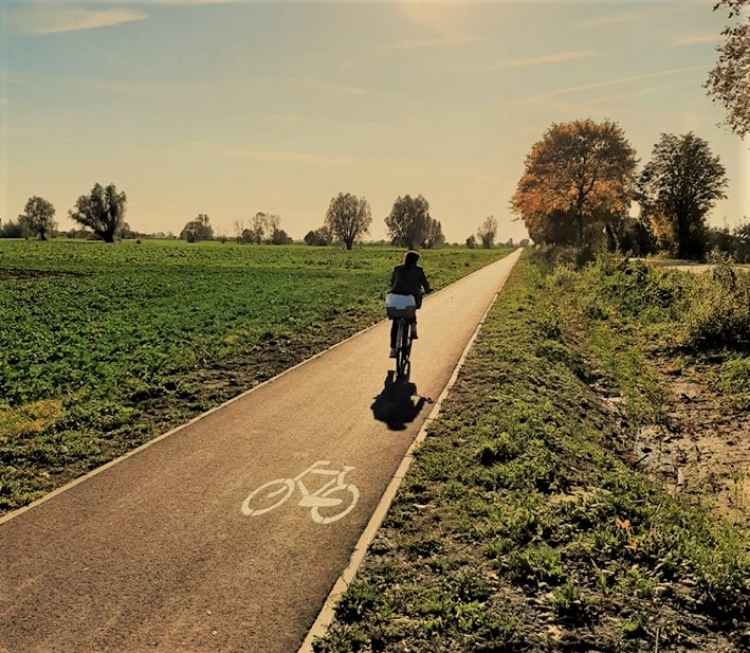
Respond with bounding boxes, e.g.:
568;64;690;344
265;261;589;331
548;581;593;622
505;544;567;587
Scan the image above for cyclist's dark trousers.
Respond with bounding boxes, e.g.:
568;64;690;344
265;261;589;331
390;316;416;348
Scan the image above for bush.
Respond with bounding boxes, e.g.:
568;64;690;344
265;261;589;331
0;219;28;239
681;258;750;350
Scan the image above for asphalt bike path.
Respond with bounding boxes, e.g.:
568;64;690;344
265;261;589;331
0;249;522;653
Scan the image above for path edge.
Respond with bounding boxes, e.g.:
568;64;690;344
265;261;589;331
0;251;519;527
296;249;521;652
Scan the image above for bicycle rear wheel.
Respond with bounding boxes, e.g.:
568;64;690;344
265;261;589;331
396;319;411;380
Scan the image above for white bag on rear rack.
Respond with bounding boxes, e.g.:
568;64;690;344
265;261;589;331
385;293;416;319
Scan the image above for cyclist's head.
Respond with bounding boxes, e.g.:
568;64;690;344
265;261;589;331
403;250;420;267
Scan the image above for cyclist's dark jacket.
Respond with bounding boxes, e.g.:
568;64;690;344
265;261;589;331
390;264;431;307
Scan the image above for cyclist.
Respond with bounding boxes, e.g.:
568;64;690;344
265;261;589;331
388;250;431;358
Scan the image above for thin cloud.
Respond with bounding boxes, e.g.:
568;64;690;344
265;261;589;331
460;50;596;73
18;8;147;35
674;33;722;46
5;73;165;97
577;10;658;28
222;149;368;167
280;77;372;97
382;36;480;51
219;148;425;176
508;66;708;104
565;79;699;110
264;113;385;130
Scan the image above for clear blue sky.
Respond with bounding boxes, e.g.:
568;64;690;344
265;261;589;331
2;0;748;243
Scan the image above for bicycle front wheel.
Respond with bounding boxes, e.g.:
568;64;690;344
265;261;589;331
310;484;360;524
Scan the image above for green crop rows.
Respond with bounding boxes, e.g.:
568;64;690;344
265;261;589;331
0;239;510;512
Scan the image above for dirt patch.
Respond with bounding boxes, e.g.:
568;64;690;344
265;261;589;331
0;268;85;281
628;358;750;526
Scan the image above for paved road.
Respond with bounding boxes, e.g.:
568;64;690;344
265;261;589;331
0;250;521;653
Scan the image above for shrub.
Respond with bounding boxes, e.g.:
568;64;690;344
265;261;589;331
681;259;750;350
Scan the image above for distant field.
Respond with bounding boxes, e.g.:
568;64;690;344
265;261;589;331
0;239;511;512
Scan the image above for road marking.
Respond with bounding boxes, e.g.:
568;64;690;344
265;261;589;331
241;460;359;524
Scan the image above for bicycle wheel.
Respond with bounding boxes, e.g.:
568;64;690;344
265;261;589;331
240;478;294;516
310;484;360;524
396;320;411;380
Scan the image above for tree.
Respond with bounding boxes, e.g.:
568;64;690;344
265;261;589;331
422;218;445;249
180;214;214;243
117;222;134;240
69;183;127;243
248;212;268;244
0;218;28;239
269;228;293;245
706;0;750;138
617;217;655;257
511;119;637;247
385;194;431;249
324;193;372;250
637;132;728;260
465;235;477;249
267;214;281;239
233;219;245;244
477;215;498;249
304;228;331;246
19;196;56;240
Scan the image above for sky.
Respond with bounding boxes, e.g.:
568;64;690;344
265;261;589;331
1;0;748;244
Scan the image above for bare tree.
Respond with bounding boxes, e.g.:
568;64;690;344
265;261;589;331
422;218;445;249
233;219;245;244
249;212;268;244
477;216;498;249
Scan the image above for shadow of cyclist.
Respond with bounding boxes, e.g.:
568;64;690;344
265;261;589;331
370;371;432;431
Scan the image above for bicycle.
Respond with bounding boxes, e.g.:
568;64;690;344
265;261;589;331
240;460;359;525
386;293;417;380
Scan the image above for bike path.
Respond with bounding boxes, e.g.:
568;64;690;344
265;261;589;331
0;249;522;653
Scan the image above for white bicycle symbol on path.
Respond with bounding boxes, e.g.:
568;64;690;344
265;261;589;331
240;460;360;524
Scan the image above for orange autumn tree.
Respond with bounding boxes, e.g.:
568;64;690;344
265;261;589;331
511;119;638;247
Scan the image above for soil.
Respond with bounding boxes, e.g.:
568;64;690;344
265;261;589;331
626;356;750;527
0;269;84;281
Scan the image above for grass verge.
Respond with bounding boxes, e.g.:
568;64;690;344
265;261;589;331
313;252;750;653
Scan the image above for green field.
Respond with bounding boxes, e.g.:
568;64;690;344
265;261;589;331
0;239;511;513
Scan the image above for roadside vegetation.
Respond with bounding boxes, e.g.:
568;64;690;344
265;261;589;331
0;240;510;514
314;250;750;652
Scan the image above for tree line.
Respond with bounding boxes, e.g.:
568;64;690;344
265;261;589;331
1;187;504;250
1;118;740;259
1;184;128;243
510;119;736;261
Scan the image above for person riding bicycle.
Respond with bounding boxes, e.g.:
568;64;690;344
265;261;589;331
388;250;431;358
